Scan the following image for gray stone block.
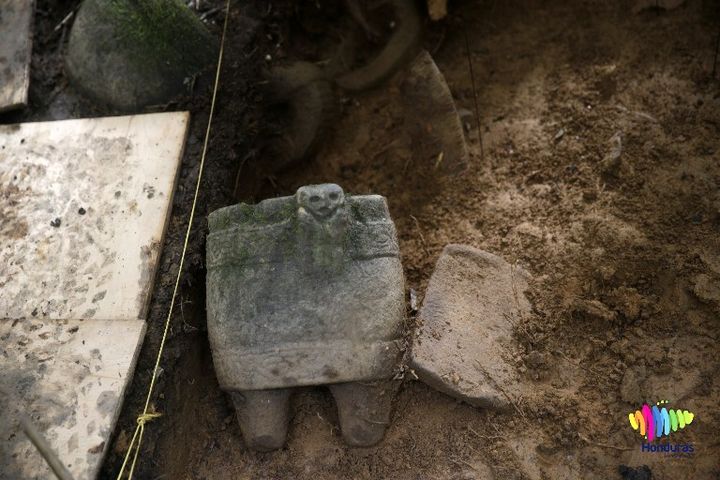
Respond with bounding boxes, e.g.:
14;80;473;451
410;244;532;410
65;0;216;111
206;184;405;449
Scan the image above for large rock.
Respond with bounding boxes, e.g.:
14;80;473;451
410;244;532;409
65;0;216;111
402;50;469;174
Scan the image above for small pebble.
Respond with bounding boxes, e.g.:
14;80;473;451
50;218;61;228
78;207;86;215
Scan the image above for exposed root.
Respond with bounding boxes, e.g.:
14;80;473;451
265;62;336;170
336;0;422;91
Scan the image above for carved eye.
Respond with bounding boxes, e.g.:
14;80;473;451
329;192;339;201
310;195;321;203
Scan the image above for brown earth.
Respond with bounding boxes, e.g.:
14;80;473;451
5;0;720;479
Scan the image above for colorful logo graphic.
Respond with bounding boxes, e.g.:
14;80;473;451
628;400;694;441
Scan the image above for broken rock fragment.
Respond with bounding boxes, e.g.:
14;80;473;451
403;50;469;174
65;0;216;111
410;244;532;409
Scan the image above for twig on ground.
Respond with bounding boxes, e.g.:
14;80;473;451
372;139;401;161
53;10;74;32
431;24;447;55
468;425;504;441
578;433;632;451
553;349;606;380
200;6;222;21
410;215;430;256
450;456;478;471
615;104;658;123
434;151;444;169
462;22;484;160
179;296;198;333
473;360;527;421
713;24;720;77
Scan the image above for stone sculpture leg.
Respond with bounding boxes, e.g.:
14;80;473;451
329;379;398;447
230;388;292;451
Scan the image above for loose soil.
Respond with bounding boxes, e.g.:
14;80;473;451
4;1;720;479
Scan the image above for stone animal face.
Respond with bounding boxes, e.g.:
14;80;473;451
296;184;345;221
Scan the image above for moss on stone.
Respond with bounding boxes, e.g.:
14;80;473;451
86;0;215;81
66;0;218;109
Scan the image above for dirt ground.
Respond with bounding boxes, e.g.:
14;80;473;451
6;0;720;479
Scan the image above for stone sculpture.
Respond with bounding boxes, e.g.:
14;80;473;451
206;184;405;451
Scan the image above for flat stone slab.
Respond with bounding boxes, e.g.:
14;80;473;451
402;50;469;174
0;112;189;321
0;0;34;112
0;112;187;478
0;318;146;480
409;244;531;409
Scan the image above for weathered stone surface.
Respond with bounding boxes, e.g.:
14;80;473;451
0;0;33;112
402;50;469;174
207;184;405;391
206;184;405;449
65;0;216;111
329;379;399;447
0;112;188;321
0;318;146;480
410;244;532;409
230;389;291;452
0;111;186;478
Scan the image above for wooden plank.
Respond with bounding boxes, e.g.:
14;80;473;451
0;0;34;112
0;318;146;480
0;112;189;321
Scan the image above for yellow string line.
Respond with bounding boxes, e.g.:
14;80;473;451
116;1;232;478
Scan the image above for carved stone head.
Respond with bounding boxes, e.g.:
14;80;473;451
296;184;345;222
